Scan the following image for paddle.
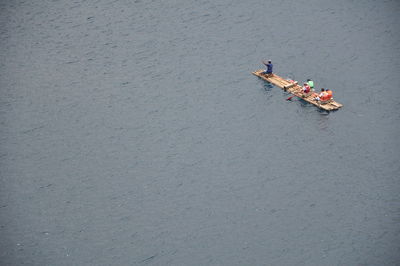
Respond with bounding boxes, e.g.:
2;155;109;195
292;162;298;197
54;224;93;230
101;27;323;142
286;81;300;101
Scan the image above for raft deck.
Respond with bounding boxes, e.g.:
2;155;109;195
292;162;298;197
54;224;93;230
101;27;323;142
252;69;343;111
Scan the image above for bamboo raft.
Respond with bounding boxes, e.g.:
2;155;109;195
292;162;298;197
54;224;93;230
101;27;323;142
252;69;343;111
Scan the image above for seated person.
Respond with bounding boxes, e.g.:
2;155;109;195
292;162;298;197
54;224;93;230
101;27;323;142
307;79;314;90
326;89;333;100
262;60;273;75
301;83;311;97
302;83;311;93
314;88;328;101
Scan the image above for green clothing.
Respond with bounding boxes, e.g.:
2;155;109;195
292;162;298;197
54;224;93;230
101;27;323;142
307;80;314;88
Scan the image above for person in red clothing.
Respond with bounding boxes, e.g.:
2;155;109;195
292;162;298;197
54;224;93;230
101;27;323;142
302;83;310;93
314;88;328;101
301;83;311;97
326;89;333;100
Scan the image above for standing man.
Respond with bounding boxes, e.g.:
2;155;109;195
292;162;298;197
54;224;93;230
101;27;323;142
262;60;273;76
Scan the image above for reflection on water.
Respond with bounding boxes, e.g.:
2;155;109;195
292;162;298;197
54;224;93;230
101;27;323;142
263;82;274;91
317;110;331;131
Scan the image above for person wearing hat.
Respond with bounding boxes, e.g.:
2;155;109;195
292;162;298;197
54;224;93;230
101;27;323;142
262;60;273;76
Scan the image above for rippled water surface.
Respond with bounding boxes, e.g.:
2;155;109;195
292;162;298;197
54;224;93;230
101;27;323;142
1;0;399;265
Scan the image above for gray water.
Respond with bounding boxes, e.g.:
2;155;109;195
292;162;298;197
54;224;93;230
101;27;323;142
1;0;399;265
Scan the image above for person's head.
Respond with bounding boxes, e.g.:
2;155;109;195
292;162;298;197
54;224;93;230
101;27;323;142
326;89;330;91
307;79;311;81
268;60;271;64
304;83;307;85
321;88;325;91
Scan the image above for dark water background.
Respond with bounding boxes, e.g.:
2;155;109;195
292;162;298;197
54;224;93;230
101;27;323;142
1;0;399;265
